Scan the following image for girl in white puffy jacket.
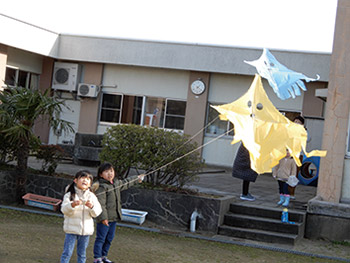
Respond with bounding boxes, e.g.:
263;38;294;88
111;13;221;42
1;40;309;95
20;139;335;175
60;170;102;263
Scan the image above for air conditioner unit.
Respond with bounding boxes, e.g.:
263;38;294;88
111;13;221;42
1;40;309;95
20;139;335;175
77;83;100;97
52;62;81;92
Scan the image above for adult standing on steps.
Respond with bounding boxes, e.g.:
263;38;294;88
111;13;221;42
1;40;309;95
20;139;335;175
232;142;258;201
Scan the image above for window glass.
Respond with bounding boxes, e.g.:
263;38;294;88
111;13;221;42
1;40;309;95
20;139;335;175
5;67;16;86
100;94;122;123
102;94;122;109
166;100;186;115
144;97;165;127
100;94;144;125
206;104;234;136
18;71;28;88
164;100;186;130
165;115;185;130
30;74;39;90
100;94;187;131
131;96;143;125
100;109;121;123
4;67;39;90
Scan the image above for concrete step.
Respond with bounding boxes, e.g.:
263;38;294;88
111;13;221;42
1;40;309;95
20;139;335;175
223;212;304;235
217;202;306;245
229;203;306;223
218;225;299;245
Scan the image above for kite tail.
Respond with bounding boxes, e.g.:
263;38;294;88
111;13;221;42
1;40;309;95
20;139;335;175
291;153;302;167
301;144;327;158
305;74;320;82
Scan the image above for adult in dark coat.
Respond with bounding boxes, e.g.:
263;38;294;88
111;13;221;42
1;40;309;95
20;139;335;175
232;143;258;201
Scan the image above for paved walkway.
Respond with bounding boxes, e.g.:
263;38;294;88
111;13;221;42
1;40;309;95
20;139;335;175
186;168;316;211
25;157;316;210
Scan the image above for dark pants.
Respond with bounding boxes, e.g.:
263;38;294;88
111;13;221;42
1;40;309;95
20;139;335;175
93;221;117;259
278;180;290;195
242;180;250;195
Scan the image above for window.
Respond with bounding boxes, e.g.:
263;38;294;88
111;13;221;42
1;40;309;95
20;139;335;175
164;99;186;130
144;97;186;130
4;66;39;90
100;93;144;125
206;103;234;136
99;93;187;131
100;94;123;123
144;97;165;127
130;96;144;125
5;67;16;86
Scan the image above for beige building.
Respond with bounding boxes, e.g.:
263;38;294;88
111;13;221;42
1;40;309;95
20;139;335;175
0;0;349;240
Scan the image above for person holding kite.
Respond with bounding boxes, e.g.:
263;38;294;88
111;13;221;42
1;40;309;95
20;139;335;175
93;162;145;263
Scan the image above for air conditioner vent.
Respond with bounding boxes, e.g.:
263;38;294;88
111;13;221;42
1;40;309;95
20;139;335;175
54;68;69;84
78;83;100;97
79;84;90;96
52;62;81;91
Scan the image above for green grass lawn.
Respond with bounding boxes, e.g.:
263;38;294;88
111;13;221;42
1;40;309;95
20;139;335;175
0;208;347;263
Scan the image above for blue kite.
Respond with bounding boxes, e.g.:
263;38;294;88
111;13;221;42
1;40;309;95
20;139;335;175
244;48;320;100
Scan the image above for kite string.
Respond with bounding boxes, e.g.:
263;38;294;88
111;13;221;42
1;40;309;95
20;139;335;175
95;127;234;196
148;127;233;176
145;115;220;174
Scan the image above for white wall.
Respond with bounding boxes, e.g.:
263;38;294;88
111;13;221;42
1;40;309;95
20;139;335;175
7;47;43;74
102;64;189;99
48;98;81;145
202;136;240;167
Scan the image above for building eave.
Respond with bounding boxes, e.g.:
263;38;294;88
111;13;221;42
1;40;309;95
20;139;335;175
0;13;331;81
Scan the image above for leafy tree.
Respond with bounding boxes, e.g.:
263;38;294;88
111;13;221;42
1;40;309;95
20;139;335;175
0;86;74;199
100;124;204;189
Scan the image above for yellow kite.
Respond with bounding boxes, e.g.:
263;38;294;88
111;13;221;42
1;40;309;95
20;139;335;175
212;74;326;174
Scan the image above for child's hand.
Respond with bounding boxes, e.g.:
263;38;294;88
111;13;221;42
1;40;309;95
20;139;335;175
71;200;82;208
85;200;93;209
138;174;145;183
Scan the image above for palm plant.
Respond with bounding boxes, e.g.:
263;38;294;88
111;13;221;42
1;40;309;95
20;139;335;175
0;86;74;171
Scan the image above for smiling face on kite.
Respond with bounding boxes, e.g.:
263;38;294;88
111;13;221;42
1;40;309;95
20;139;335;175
212;74;326;174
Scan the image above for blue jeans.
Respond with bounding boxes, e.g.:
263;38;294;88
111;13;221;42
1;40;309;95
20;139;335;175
61;234;90;263
93;221;117;259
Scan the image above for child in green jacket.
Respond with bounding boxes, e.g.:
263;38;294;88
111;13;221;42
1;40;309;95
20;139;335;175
93;162;144;263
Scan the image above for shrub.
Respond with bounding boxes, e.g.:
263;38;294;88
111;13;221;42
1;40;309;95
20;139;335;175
35;144;65;175
99;124;204;189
